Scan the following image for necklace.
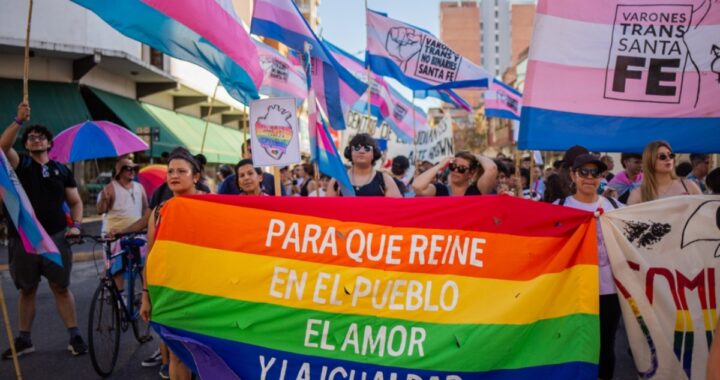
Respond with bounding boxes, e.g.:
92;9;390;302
120;181;136;203
351;167;374;191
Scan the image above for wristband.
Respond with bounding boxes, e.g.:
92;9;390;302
13;117;23;126
71;221;82;229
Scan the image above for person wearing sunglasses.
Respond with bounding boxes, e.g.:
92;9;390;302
555;154;624;380
97;158;149;296
326;133;401;197
627;140;701;205
412;151;497;197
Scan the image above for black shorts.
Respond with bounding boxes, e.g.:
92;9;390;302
8;230;73;291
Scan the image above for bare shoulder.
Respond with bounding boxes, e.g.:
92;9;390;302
680;178;702;195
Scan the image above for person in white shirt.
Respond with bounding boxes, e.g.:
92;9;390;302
555;154;624;380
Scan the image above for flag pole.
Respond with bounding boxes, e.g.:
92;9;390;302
0;273;22;379
364;0;373;135
22;0;33;104
243;106;249;157
412;92;418;176
200;81;220;154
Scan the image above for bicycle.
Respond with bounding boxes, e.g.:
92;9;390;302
70;232;153;378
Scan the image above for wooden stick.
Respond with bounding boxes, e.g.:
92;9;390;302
200;81;220;154
22;0;34;104
243;109;249;157
273;166;281;196
0;274;22;379
412;93;418;176
514;147;522;197
313;161;321;197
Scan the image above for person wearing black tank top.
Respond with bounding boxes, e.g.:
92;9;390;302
326;133;401;197
413;151;497;197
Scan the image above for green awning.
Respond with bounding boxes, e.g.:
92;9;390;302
90;87;185;156
0;78;90;137
142;104;243;164
91;88;244;164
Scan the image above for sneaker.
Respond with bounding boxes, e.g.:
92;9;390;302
142;348;163;367
2;337;35;360
67;335;88;356
158;364;169;379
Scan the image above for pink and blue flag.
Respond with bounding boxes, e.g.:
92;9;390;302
325;42;392;121
308;91;355;197
520;0;720;153
251;0;367;130
0;151;61;266
254;39;307;105
366;9;492;91
386;85;429;143
72;0;262;104
415;88;472;112
484;79;522;120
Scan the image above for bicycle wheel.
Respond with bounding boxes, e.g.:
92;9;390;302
88;283;121;378
130;268;152;343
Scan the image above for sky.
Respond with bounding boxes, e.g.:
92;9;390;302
317;0;441;58
317;0;442;110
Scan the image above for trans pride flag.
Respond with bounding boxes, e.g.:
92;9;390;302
484;79;522;120
366;9;492;91
519;0;720;153
0;151;61;266
386;84;430;143
254;40;307;105
147;195;601;379
72;0;262;104
251;0;367;130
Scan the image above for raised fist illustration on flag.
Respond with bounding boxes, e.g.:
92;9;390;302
386;27;422;71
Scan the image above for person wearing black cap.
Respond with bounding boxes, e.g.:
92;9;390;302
555;154;624;380
542;145;589;203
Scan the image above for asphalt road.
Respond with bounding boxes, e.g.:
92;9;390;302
0;259;161;380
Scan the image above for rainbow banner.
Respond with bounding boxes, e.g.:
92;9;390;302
147;195;601;379
519;0;720;153
601;196;720;380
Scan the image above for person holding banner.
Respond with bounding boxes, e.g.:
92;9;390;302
326;133;401;197
141;147;205;380
710;320;720;380
235;159;269;196
627;141;702;205
554;154;624;380
412;152;497;197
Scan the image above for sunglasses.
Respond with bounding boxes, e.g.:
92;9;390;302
449;163;470;174
121;165;139;172
657;152;676;161
576;167;601;178
352;144;373;153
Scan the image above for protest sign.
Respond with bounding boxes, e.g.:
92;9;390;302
250;98;301;167
601;196;720;379
520;0;720;153
147;195;601;379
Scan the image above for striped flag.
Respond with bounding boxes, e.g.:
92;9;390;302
0;151;61;266
415;88;472;112
254;40;308;105
366;9;492;91
484;79;522;120
519;0;720;153
251;0;367;130
147;195;601;379
72;0;262;104
386;84;429;143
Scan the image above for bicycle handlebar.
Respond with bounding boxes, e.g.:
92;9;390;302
66;231;147;245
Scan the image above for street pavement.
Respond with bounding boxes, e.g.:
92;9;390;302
0;220;641;380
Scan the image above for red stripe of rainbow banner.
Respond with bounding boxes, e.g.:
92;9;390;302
147;195;600;379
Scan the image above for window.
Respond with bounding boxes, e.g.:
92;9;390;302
495;45;499;53
149;48;164;70
495;34;499;42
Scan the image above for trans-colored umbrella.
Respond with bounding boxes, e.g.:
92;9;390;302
49;120;148;163
138;164;167;198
